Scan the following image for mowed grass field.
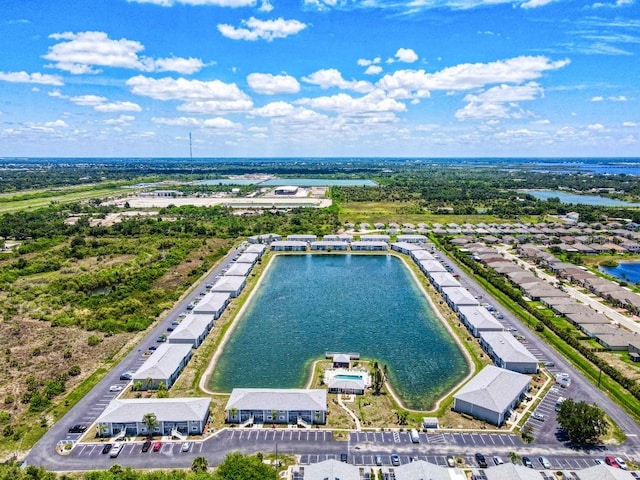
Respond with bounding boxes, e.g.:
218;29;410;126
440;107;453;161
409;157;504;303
0;184;127;214
339;201;507;225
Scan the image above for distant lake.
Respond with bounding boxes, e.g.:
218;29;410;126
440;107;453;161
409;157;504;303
520;190;640;207
209;254;468;410
601;261;640;285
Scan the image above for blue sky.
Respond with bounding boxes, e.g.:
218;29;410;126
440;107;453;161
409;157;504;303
0;0;638;157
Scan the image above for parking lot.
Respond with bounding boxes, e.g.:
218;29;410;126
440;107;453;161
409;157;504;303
350;430;521;447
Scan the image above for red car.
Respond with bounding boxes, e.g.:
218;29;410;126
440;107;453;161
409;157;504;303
152;441;162;452
604;456;620;468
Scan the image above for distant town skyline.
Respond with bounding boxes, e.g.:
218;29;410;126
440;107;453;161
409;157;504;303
0;0;638;157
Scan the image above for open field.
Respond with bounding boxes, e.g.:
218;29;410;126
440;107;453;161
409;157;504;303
0;185;128;214
339;201;510;225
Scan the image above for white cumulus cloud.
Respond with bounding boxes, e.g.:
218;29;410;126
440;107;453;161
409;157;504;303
247;73;300;94
364;65;383;75
0;71;64;86
218;17;307;41
95;101;142;112
394;48;419;63
302;68;373;93
43;31;205;74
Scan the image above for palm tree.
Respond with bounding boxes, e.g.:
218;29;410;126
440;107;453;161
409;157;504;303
228;407;238;422
142;412;158;438
191;456;209;473
133;380;143;392
97;423;108;439
144;377;153;390
271;410;278;426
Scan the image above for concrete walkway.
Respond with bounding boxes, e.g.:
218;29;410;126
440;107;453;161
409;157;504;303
337;394;362;431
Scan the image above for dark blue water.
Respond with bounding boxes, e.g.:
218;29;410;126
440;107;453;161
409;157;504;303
520;190;640;207
209;254;468;410
601;262;640;285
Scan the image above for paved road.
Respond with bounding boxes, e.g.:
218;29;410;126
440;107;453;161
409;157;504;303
435;246;640;446
23;245;244;470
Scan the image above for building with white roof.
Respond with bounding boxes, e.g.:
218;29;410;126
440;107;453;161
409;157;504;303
300;459;359;480
396;234;427;244
132;343;193;390
391;242;424;254
428;271;461;291
192;292;230;319
287;234;317;242
270;240;308;251
566;464;636;480
458;305;504;337
96;397;210;438
225;388;327;426
244;243;266;257
310;240;349;251
168;314;213;348
248;233;281;244
480;331;539;374
224;262;253;277
359;234;390;243
210;275;246;297
418;259;447;275
235;252;259;265
484;463;546;480
453;365;530;426
441;286;479;311
350;241;388;251
411;250;436;262
395;460;466;480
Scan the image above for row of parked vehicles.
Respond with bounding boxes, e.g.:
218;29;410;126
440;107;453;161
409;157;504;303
102;440;192;458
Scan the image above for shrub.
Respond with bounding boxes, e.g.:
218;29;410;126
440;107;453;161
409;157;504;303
87;335;102;346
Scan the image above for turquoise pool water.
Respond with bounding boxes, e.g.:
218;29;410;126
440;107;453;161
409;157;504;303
209;254;468;410
334;374;364;380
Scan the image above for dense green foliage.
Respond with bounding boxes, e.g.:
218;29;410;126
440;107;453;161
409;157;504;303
211;452;278;480
558;399;609;444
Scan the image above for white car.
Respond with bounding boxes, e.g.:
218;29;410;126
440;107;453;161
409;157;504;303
109;385;123;392
615;457;628;470
109;442;123;458
532;412;545;421
181;442;191;452
493;456;504;465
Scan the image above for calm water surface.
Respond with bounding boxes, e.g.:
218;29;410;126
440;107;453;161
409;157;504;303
209;254;468;410
520;189;640;207
601;261;640;285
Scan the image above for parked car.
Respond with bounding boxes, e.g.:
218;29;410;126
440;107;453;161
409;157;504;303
340;453;347;463
539;456;551;469
391;454;400;466
109;442;123;458
493;456;504;465
166;327;174;332
148;345;157;351
605;456;620;468
171;321;180;326
532;412;545;421
101;443;113;454
446;455;456;468
156;335;167;342
375;455;383;466
152;441;162;452
544;361;555;367
615;457;628;470
109;385;123;392
522;456;533;468
119;372;133;381
68;424;87;434
475;453;488;468
182;442;191;453
141;439;152;452
594;459;603;465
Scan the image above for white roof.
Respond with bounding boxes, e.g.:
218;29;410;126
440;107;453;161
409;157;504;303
225;388;327;412
391;241;423;251
411;250;435;261
396;234;427;242
442;286;479;306
333;353;351;363
133;343;192;381
484;463;545;480
244;243;266;255
458;306;504;332
271;240;308;248
168;314;211;342
192;292;230;315
573;464;636;480
395;460;465;480
429;271;461;288
454;365;530;414
235;252;259;264
327;377;365;390
481;331;538;365
359;234;390;241
97;398;210;424
286;235;317;241
225;262;252;276
303;459;359;480
211;275;245;292
419;259;447;273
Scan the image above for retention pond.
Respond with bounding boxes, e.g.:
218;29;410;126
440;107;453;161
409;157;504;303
208;254;468;410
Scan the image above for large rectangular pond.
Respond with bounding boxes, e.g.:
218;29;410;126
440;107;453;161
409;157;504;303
519;189;640;207
208;254;469;410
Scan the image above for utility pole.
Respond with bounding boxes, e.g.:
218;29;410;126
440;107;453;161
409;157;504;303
189;132;193;160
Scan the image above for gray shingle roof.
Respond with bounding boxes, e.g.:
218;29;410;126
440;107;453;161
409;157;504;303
168;314;211;342
225;388;327;412
133;343;192;381
458;306;504;331
485;463;546;480
454;365;530;414
303;459;360;480
480;331;538;364
96;397;210;424
394;460;459;480
192;292;229;315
